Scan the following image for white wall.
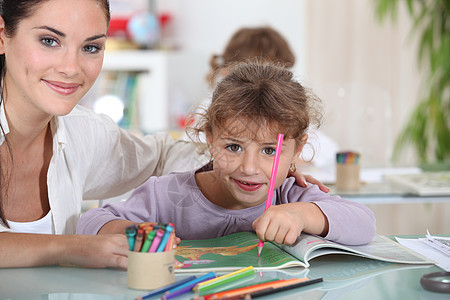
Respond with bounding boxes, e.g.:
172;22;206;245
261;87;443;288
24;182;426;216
303;0;421;167
155;0;307;104
153;0;422;167
158;0;306;73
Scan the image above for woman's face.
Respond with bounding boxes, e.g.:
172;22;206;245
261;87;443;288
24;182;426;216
0;0;108;117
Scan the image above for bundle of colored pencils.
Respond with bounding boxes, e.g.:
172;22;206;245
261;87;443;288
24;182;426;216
135;266;323;300
126;222;176;253
195;276;323;299
336;151;360;165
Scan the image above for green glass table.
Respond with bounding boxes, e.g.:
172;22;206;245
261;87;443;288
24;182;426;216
0;252;447;300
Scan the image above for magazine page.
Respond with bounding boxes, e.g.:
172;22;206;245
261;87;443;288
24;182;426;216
278;234;337;266
175;232;307;272
279;234;434;265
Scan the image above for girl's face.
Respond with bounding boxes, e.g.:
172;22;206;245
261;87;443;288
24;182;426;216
207;119;306;210
0;0;108;118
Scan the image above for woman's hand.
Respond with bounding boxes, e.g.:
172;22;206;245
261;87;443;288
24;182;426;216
0;232;129;269
288;168;330;193
58;234;129;269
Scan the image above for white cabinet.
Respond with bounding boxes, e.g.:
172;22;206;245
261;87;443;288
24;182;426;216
101;50;170;133
83;49;208;134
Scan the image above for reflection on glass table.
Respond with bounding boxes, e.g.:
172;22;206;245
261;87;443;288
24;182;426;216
0;254;447;300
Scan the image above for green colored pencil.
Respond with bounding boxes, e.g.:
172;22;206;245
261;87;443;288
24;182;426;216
195;266;255;293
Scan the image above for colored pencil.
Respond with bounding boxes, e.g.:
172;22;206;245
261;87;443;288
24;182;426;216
218;278;311;300
336;151;360;165
195;266;255;293
162;272;216;300
148;228;165;252
201;278;303;300
193;279;281;300
133;228;145;252
197;267;253;288
246;277;323;298
197;275;258;297
257;133;284;257
165;228;176;251
140;229;156;252
135;275;197;300
125;224;137;251
157;224;174;252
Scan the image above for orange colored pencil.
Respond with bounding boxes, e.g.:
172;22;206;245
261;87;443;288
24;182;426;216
202;278;307;300
165;229;176;251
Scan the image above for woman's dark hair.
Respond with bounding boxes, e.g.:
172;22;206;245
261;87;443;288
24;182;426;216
0;0;110;227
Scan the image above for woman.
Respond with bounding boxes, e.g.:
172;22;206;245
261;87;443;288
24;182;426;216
0;0;322;269
0;0;207;269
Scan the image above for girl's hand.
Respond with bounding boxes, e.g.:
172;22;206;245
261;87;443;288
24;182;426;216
288;168;330;193
252;203;329;246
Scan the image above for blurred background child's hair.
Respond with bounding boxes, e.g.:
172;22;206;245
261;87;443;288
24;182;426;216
207;26;295;87
189;60;322;146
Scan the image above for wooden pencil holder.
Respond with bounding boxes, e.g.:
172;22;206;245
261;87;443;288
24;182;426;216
335;163;360;190
127;250;175;290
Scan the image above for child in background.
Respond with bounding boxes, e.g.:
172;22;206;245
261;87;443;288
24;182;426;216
77;61;375;246
191;26;338;168
206;26;295;87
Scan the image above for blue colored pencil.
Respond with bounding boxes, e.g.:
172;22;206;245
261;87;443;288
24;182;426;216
157;224;174;252
162;272;216;300
135;275;197;300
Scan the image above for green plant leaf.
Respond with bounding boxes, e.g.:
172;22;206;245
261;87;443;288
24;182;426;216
375;0;450;164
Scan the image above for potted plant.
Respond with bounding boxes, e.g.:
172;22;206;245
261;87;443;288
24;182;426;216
374;0;449;167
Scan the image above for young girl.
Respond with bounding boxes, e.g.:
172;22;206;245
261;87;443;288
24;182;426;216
78;61;376;246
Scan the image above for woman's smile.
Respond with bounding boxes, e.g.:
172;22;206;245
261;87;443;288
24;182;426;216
42;79;81;96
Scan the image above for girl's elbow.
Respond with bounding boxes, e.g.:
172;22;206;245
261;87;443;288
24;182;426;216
361;222;377;245
354;216;377;245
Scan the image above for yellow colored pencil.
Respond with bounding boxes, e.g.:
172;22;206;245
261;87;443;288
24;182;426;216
194;266;254;292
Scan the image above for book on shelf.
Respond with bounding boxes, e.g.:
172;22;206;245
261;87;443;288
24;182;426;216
174;231;433;273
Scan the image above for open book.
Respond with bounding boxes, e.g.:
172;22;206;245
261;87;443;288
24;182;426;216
174;232;433;273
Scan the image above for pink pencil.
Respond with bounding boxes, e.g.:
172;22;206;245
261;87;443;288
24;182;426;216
257;133;284;257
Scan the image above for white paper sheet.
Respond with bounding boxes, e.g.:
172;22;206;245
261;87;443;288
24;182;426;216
396;234;450;271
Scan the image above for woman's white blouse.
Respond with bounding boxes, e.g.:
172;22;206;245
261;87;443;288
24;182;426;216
8;211;54;234
0;104;208;234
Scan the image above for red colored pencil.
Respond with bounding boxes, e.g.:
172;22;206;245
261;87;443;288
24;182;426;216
201;277;306;300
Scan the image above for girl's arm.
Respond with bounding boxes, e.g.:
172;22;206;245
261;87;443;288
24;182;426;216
77;179;156;235
0;232;128;269
97;219;136;235
252;180;376;246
